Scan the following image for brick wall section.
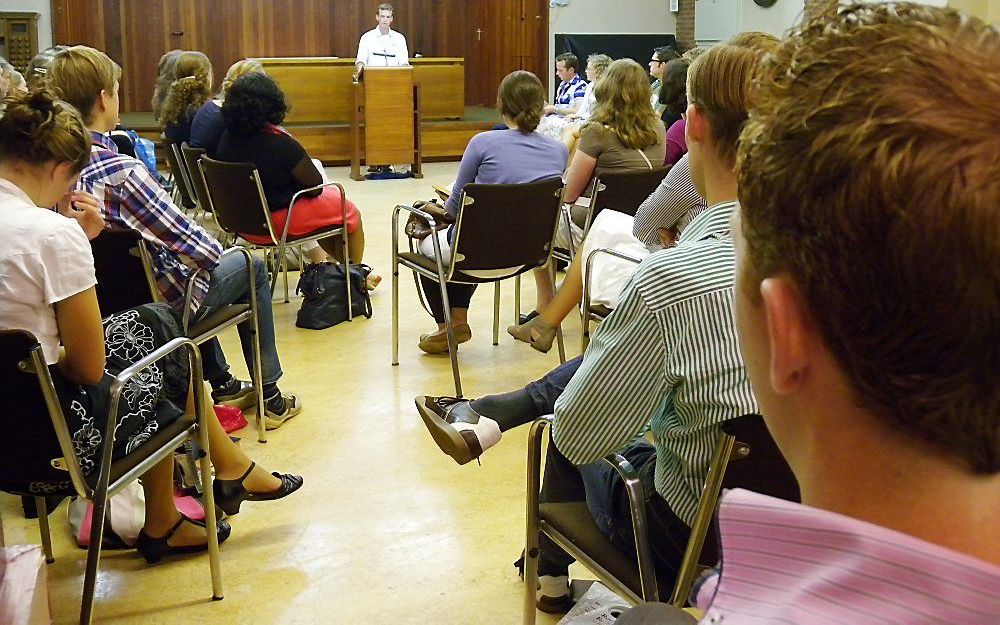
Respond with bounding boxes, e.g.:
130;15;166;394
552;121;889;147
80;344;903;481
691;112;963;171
676;0;697;50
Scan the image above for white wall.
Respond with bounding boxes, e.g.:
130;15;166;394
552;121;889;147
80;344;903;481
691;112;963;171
0;0;53;50
696;0;804;44
549;0;676;96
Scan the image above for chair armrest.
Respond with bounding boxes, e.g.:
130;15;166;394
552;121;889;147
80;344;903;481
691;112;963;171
282;180;346;245
180;246;256;334
603;451;659;602
391;203;450;270
583;248;644;317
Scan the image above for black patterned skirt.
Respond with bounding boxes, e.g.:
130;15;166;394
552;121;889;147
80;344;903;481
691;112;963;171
29;304;190;494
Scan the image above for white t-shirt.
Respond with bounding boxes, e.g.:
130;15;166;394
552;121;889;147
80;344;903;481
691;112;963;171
0;178;97;364
356;27;409;67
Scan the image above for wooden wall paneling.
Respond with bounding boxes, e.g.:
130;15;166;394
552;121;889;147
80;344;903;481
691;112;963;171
520;0;548;81
118;0;176;112
51;0;106;50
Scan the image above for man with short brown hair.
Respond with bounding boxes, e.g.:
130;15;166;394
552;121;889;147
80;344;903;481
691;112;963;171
676;3;999;622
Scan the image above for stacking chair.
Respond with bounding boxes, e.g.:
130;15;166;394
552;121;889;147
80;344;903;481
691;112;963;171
164;139;199;217
392;178;564;397
522;414;799;624
198;156;350;305
90;228;269;443
580;247;643;350
0;330;223;625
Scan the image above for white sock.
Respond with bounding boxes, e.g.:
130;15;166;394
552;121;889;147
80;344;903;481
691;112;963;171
451;415;502;452
538;574;569;598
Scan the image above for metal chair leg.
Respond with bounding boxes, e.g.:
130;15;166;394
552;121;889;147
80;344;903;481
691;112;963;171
438;278;463;398
34;496;55;564
514;274;522;323
493;282;501;346
523;417;550;625
556;326;566;364
392;253;400;366
192;380;224;601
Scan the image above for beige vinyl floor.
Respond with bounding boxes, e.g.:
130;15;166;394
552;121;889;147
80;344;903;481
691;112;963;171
1;162;596;624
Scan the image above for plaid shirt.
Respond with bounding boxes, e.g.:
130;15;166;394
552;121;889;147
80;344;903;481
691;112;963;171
78;132;222;315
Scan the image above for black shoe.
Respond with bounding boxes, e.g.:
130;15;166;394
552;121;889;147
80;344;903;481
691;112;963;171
136;515;231;564
213;461;303;516
518;310;540;325
414;395;502;465
536;592;575;614
211;379;257;410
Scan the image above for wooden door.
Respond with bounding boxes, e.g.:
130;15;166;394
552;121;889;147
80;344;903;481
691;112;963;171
466;0;548;107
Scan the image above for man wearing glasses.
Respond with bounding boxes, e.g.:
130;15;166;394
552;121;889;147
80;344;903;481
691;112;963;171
648;45;679;117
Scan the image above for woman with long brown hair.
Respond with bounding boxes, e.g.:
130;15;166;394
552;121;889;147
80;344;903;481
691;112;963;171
508;58;665;347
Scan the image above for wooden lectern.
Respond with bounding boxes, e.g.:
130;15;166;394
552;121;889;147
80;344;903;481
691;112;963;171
351;67;423;181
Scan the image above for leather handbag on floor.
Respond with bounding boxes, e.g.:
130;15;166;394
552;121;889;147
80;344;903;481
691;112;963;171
295;262;373;329
404;199;455;241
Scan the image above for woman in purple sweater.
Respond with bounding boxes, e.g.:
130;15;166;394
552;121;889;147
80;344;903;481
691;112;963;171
415;71;568;354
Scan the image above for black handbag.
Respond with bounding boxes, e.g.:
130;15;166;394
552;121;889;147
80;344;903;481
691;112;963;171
295;262;373;329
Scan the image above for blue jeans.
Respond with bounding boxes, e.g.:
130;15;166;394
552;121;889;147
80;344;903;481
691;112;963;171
195;253;283;386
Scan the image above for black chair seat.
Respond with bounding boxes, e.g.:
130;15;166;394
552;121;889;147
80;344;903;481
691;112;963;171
589;304;613;319
540;502;670;600
187;303;251;341
397;251;535;284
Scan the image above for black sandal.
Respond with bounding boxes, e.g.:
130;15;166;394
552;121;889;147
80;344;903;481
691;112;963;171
213;462;303;516
136;514;231;564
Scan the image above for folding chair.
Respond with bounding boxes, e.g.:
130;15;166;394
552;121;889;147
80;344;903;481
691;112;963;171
392;178;565;396
0;330;223;625
522;414;799;623
198;156;350;306
163;139;199;217
90;229;269;443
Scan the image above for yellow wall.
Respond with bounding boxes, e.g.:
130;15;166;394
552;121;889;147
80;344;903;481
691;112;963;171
949;0;1000;23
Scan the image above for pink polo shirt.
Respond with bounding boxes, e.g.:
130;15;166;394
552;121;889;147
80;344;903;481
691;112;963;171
696;489;1000;624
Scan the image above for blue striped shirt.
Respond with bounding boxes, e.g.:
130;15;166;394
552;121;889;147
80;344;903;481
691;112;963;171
552;201;759;524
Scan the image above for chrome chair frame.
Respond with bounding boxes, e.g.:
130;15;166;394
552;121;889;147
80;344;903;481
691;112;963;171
198;157;351;308
1;331;223;625
522;416;753;624
391;180;564;397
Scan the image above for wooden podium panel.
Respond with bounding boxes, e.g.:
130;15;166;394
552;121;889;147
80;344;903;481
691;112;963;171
254;57;464;123
362;67;415;166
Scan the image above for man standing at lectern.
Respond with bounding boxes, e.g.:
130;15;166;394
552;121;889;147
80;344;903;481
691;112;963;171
354;3;409;80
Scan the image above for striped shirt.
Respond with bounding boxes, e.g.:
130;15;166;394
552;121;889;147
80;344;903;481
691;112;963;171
77;133;222;316
552;201;758;525
632;154;707;247
696;489;1000;624
555;75;588;114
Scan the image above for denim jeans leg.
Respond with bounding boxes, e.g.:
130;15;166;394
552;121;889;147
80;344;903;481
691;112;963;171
524;356;583;415
198;337;230;383
194;253;283;385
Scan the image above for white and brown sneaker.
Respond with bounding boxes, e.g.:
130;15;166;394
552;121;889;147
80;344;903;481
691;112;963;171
414;395;502;465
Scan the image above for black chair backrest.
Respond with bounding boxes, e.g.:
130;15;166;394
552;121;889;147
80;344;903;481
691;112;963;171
450;177;564;277
198;156;273;238
698;413;801;565
90;228;156;315
181;143;212;213
591;166;671;221
164;140;196;209
0;330;70;494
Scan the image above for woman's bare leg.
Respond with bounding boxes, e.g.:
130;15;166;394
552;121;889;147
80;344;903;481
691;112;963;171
533;266;555;310
537;253;584;326
140;455;208;546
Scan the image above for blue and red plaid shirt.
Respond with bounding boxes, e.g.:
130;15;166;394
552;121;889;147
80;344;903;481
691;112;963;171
78;132;222;315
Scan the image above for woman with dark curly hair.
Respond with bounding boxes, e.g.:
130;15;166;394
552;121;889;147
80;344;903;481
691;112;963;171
216;73;377;284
